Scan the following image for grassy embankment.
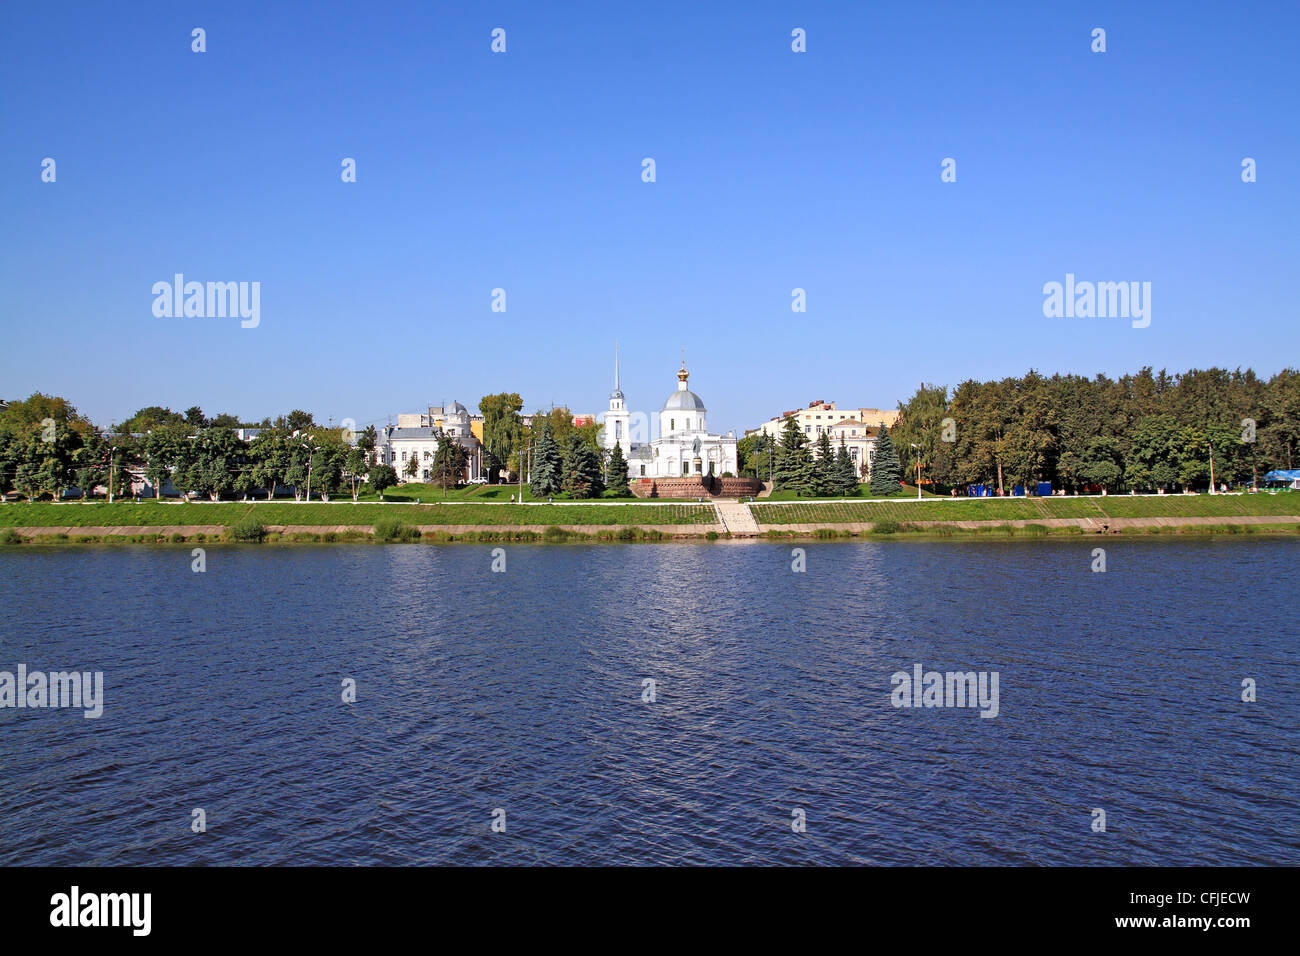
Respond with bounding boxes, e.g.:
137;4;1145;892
0;501;715;528
753;492;1300;536
356;482;708;503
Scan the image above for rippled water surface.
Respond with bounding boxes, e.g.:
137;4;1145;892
1;539;1296;865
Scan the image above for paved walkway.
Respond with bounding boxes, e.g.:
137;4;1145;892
714;500;761;535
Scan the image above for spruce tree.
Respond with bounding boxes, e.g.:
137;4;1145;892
812;431;837;496
835;438;859;495
529;425;564;497
561;432;604;499
606;442;631;497
773;416;814;494
869;424;904;496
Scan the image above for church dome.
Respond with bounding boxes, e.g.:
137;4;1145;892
663;389;706;412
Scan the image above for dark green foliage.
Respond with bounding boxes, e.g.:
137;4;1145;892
834;438;859;495
869;425;903;495
562;432;605;499
529;425;564;497
430;428;470;491
606;442;631;497
774;416;814;495
373;517;420;542
230;516;266;542
369;464;398;494
811;432;837;496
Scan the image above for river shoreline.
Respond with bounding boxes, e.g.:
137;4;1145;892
4;513;1299;545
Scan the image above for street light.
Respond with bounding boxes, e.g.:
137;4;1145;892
910;443;922;499
300;438;317;502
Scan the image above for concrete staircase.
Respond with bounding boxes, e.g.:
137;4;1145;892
714;499;761;536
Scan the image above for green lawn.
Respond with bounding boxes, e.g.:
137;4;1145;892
758;483;942;502
357;482;702;503
0;501;716;528
752;493;1300;525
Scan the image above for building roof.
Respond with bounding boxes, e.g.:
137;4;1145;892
663;389;706;412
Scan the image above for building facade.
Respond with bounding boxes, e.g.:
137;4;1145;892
749;400;899;478
372;402;484;482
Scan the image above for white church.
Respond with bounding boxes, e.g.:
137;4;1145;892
602;350;739;479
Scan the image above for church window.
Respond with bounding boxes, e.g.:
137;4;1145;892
615;421;622;439
670;418;675;431
682;462;688;476
640;465;645;476
686;419;691;429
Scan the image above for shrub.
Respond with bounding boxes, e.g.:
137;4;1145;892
373;517;420;542
170;533;186;543
0;529;21;545
705;530;719;540
871;519;899;535
231;517;267;542
543;525;568;541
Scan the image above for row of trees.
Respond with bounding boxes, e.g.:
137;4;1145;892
890;367;1300;493
0;395;405;502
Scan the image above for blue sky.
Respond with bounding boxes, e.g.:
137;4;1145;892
2;1;1297;434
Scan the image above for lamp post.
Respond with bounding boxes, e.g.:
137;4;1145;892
910;443;922;499
300;439;316;502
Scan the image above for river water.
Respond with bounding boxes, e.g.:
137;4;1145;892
1;539;1296;865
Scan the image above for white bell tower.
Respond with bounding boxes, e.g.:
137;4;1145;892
604;342;632;456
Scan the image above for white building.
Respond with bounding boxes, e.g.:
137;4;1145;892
372;401;484;482
749;400;898;442
602;352;738;479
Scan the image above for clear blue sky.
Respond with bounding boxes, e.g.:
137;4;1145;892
3;1;1297;435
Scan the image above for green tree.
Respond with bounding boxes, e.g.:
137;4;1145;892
1075;436;1123;491
1126;415;1184;491
606;442;631;497
248;432;290;500
811;431;837;496
369;464;398;495
561;432;604;499
892;384;951;490
345;447;369;501
773;416;813;494
431;429;470;493
834;438;859;495
117;406;184;434
869;425;903;496
529;425;564;497
141;422;192;500
480;393;524;483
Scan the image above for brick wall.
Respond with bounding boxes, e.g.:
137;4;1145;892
629;477;764;499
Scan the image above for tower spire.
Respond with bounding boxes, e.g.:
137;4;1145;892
615;340;620;391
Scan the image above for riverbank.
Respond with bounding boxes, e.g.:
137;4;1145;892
2;494;1298;544
4;515;1300;544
